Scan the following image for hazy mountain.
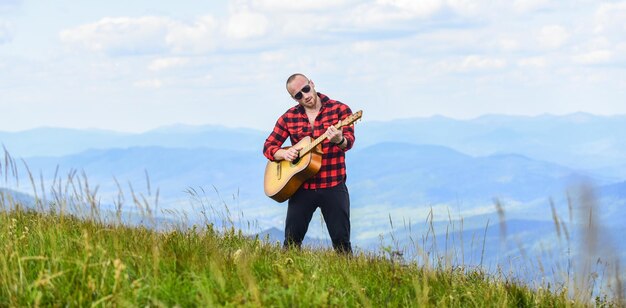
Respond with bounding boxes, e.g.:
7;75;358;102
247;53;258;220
373;216;625;283
20;146;268;204
4;113;624;239
0;127;128;157
356;112;626;179
16;141;600;212
0;125;265;157
349;142;592;205
600;180;626;199
0;187;36;209
2;113;626;180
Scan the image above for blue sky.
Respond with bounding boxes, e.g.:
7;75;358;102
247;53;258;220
1;0;625;132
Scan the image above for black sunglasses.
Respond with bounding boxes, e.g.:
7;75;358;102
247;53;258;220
293;84;311;100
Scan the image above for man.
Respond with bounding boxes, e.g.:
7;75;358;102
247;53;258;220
263;73;355;254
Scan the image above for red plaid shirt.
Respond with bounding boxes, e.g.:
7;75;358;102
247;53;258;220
263;93;355;189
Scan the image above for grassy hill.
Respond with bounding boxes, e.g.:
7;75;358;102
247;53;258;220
0;206;612;307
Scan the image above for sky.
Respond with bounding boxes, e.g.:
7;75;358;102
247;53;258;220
1;0;625;133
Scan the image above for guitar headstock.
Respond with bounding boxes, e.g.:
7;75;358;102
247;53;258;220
338;110;363;128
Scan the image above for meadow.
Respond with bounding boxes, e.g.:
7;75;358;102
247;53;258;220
0;152;623;306
0;206;596;307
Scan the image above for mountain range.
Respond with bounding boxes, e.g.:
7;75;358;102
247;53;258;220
1;113;625;260
3;112;625;178
13;141;598;209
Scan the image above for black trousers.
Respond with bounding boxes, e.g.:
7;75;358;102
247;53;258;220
284;181;352;254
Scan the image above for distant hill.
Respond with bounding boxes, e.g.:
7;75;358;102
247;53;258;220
356;113;626;178
374;216;625;276
600;180;626;199
349;142;591;205
18;142;599;211
20;146;268;204
3;113;626;178
597;181;626;227
0;125;265;157
0;187;36;209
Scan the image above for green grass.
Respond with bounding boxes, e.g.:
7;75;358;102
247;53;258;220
0;207;595;307
0;150;622;307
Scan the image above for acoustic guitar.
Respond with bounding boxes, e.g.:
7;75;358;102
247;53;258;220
264;110;363;202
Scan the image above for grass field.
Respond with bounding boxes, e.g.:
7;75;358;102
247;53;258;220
0;152;623;306
1;206;598;307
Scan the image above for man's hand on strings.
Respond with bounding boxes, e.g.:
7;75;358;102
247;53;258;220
276;147;302;162
326;126;343;144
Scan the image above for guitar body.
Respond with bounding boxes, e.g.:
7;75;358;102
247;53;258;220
263;110;362;203
264;136;323;203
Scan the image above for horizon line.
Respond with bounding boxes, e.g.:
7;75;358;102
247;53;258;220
1;111;624;134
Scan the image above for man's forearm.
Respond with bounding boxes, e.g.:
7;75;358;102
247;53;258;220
273;149;286;161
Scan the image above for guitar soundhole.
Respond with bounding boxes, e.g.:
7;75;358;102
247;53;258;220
291;156;301;165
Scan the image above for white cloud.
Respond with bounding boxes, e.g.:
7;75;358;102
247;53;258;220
0;19;13;44
60;15;218;55
60;10;277;55
224;10;269;40
250;0;352;12
5;1;626;133
434;55;508;75
346;5;408;27
377;0;444;17
347;0;445;26
583;36;611;50
518;56;547;68
498;38;520;51
458;55;507;72
537;25;569;49
446;0;481;16
148;57;189;71
60;16;173;55
351;41;378;53
165;15;217;53
134;79;163;89
513;0;551;13
259;51;285;62
572;50;613;65
594;2;626;34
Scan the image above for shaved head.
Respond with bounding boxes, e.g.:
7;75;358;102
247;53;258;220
286;73;308;88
